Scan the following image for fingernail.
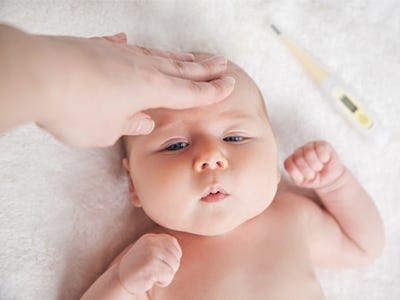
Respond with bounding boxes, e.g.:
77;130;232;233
203;55;227;66
181;53;195;61
135;118;155;134
114;32;126;40
222;76;235;86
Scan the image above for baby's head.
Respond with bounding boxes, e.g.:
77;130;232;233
122;53;280;236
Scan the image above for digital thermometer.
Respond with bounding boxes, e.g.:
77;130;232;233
271;24;388;144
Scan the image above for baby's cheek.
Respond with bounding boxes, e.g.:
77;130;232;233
140;169;186;206
251;154;278;196
236;154;277;203
138;181;182;227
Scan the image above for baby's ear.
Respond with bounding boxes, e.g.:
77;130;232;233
122;158;130;174
122;158;142;208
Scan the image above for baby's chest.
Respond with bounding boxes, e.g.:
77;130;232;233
151;224;323;300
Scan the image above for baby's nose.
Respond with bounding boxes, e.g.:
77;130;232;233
193;148;228;172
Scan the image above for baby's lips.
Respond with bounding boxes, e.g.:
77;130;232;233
200;184;229;199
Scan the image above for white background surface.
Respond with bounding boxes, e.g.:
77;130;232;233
1;1;399;299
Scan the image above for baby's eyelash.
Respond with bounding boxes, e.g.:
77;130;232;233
162;135;247;151
223;136;245;142
164;142;189;151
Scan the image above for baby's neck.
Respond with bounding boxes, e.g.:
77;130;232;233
151;222;249;244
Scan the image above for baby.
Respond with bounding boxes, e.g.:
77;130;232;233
82;53;384;300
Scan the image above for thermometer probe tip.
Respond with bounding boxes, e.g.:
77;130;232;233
270;24;281;35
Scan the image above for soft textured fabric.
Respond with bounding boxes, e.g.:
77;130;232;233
0;1;399;299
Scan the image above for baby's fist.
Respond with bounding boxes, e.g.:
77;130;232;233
284;141;345;189
118;233;182;295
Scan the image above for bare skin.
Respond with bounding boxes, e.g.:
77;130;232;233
0;24;234;147
82;54;384;300
145;193;326;300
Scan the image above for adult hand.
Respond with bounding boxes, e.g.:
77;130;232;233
0;24;235;147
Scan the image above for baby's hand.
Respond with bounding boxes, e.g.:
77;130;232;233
118;233;182;295
284;141;345;189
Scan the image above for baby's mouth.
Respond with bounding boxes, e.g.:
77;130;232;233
200;185;229;203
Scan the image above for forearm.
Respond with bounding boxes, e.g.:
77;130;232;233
316;168;384;258
0;24;45;131
81;263;138;300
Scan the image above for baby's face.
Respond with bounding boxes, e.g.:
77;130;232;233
124;56;279;236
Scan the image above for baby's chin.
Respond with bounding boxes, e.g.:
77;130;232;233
162;207;269;237
167;224;239;237
179;223;240;237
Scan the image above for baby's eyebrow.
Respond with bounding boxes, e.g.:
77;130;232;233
153;110;257;134
218;109;255;121
154;119;186;133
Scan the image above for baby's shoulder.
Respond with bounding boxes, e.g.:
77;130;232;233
274;190;315;205
267;191;321;223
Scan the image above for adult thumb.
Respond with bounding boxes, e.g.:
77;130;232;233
124;112;155;136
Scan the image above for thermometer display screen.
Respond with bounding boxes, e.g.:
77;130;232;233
340;95;358;113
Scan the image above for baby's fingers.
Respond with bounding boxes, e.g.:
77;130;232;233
154;257;179;287
313;141;332;164
284;141;327;184
284;156;305;184
284;141;342;188
302;142;325;171
292;147;317;180
153;234;182;287
158;235;182;273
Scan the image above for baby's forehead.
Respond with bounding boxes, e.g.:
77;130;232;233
194;52;254;84
225;62;262;102
123;55;268;154
151;68;262;123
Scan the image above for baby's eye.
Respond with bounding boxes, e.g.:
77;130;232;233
164;142;189;151
223;136;245;142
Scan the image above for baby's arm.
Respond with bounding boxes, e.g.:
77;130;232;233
284;141;384;268
81;233;182;300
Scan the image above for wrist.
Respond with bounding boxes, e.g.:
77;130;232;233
116;261;140;296
315;167;349;195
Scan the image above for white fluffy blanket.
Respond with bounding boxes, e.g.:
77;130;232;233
1;1;399;299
